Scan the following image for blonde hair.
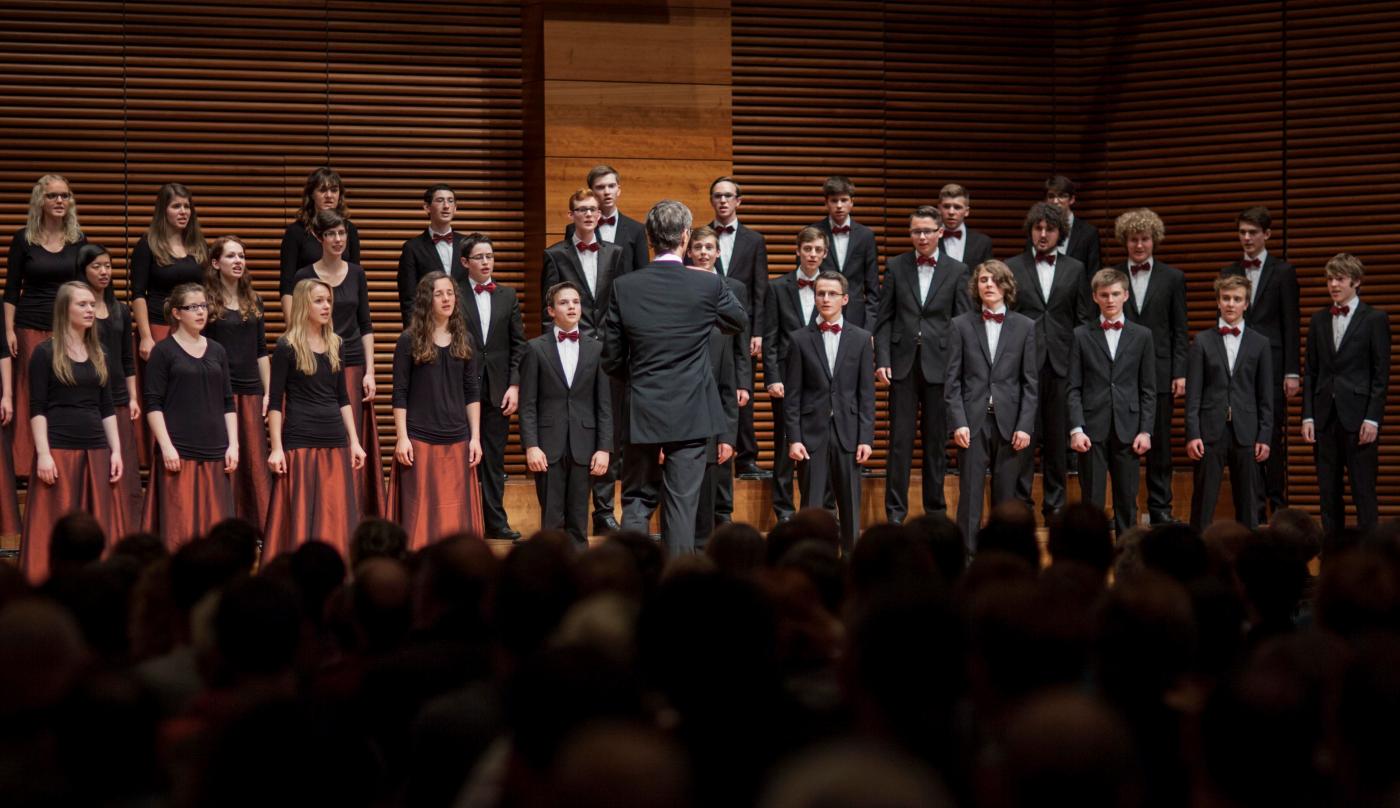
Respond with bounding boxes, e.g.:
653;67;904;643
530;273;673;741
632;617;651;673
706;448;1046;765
1114;208;1165;245
1324;253;1365;285
1092;268;1130;294
25;174;82;246
146;183;208;267
284;278;341;375
50;281;107;386
1214;274;1252;297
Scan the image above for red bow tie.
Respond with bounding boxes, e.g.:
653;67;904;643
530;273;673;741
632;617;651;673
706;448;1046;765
831;224;851;235
1242;258;1261;269
819;322;841;334
557;330;579;342
576;241;599;253
983;310;1005;323
474;282;496;295
1101;320;1123;331
1036;251;1056;265
1332;304;1350;316
715;224;735;234
432;232;454;244
943;229;962;240
797;277;816;289
916;255;937;268
599;215;616;226
1219;325;1240;336
1130;262;1151;275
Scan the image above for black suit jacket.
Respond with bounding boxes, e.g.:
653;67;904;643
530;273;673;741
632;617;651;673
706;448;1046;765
784;322;876;453
1007;251;1092;377
1122;260;1189;390
874;250;972;382
1186;326;1274;446
566;211;649;272
944;226;994;270
762;271;821;389
397;230;470;325
603;259;746;444
1303;301;1390;431
709;327;740;446
1068;321;1157;444
518;333;611;464
811;219;879;328
541;239;625;337
1221;254;1300;381
714;221;770;336
944;311;1039;440
462;284;526;407
720;275;753;393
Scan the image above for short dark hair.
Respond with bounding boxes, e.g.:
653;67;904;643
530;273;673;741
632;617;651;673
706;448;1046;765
1048;503;1114;574
911;205;943;225
587;165;619;188
422;183;455;205
547;280;582;308
815;269;848;293
1023;201;1064;237
1044;175;1077;197
1237;206;1272;231
708;175;741;197
50;511;106;570
349;517;408;568
459;232;493;260
822;175;855;197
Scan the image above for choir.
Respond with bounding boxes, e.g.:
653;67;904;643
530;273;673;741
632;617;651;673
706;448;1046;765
0;167;1389;573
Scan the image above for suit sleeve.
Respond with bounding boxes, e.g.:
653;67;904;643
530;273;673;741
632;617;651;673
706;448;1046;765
506;295;526;387
1084;227;1101;279
540;250;561;327
594;353;612;452
732;312;751;392
1302;313;1318;421
1076;271;1095;325
861;234;879;319
631;228;649;271
1138;335;1157;435
1281;263;1301;377
396;240;419;327
1366;311;1390;426
858;336;876;446
714;277;746;337
517;345;540;450
1015;324;1038;436
943;321;968;430
717;345;738;445
1256;341;1274;444
763;289;784;387
784;335;805;446
875;268;895;368
1067;332;1085;432
1171;273;1188;379
750;237;769;337
602;284;628;380
1185;337;1204;441
953;267;973;315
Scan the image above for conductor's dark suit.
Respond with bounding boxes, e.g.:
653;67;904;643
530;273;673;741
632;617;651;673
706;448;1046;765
567;211;649;272
1185;325;1273;530
518;332;613;545
463;281;526;535
875;250;972;522
713;221;768;472
603;257;746;555
397;229;469;325
945;310;1039;551
1122;259;1188;522
1068;319;1157;536
763;270;821;522
812;218;879;327
1303;299;1390;534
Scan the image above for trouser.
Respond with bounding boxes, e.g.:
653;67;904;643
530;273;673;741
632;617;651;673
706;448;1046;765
886;358;948;522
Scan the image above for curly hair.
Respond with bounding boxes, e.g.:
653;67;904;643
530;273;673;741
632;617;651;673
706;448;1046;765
407;272;473;365
1114;208;1165;245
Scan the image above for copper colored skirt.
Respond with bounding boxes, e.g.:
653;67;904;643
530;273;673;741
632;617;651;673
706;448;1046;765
142;458;235;551
230;393;272;528
263;446;359;562
113;411;144;530
133;323;170;468
343;363;385;518
385;438;484;551
11;327;50;477
0;425;20;544
20;447;125;583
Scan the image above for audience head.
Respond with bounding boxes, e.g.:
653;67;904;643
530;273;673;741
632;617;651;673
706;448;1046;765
976;500;1039;570
48;511;106;577
350;517;409;568
1140;523;1209;584
705;521;766;576
907;512;967;585
993;689;1140;808
1048;502;1114;574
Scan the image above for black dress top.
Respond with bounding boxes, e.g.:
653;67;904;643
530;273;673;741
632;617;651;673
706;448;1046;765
95;301;136;405
391;332;482;445
129;236;204;326
3;230;86;331
28;340;115;450
293;264;372;367
279;220;362;297
267;341;350;450
144;337;235;461
203;305;268;395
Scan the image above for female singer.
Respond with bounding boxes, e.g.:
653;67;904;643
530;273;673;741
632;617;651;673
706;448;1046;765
279;166;362;313
387;272;484;548
3;174;86;475
21;281;124;581
143;283;237;548
264;278;366;560
203;235;272;526
294;209;382;517
0;309;20;548
80;243;142;527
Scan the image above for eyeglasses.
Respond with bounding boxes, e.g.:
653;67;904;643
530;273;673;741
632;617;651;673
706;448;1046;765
910;228;941;237
45;192;72;201
177;303;209;311
571;206;600;215
468;253;494;262
711;193;738;201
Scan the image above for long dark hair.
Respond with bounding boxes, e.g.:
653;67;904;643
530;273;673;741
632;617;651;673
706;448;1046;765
74;242;116;308
297;167;349;227
407;272;473;365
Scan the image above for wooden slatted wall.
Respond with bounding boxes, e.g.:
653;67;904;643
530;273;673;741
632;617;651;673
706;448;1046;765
0;0;526;473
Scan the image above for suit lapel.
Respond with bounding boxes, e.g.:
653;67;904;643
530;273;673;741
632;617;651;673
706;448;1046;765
1336;301;1365;352
564;246;596;307
544;337;570;387
977;317;994;365
1093;324;1113;363
465;290;486;345
921;256;951;311
1254;256;1276;303
1210;330;1232;378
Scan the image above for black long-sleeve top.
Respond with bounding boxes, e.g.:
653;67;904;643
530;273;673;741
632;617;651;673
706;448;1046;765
144;337;235;461
129;236;204;326
203;305;268;395
95;301;136;406
279;220;362;297
293;264;372;367
3;230;86;330
267;341;350;450
28;340;115;449
391;331;482;445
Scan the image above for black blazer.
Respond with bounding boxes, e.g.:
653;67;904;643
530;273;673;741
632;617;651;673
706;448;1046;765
713;221;770;336
944;311;1039;440
812;218;879;328
1220;254;1300;381
397;230;470;325
1303;300;1390;431
874;250;972;382
762;271;820;389
541;239;626;337
566;211;649;272
603;260;747;444
462;283;526;407
944;226;994;270
1121;260;1189;390
710;326;740;446
783;322;876;453
721;275;754;393
1006;251;1093;377
1186;326;1274;446
1068;320;1157;444
518;333;612;465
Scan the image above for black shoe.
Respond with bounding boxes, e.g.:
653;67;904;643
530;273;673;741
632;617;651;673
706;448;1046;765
593;514;620;534
1149;512;1175;526
737;464;772;480
489;527;521;541
774;514;794;525
860;466;884;478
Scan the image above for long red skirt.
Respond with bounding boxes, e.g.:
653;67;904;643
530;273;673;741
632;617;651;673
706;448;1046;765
11;327;50;477
133;323;170;468
0;425;20;544
263;446;359;562
142;458;235;551
343;363;384;518
113;411;144;529
20;447;126;582
230;393;271;528
385;438;484;551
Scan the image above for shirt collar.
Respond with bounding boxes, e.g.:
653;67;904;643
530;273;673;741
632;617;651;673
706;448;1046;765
654;253;684;264
821;316;844;330
554;324;579;338
1100;314;1124;326
1250;248;1268;265
798;268;821;282
1218;317;1244;333
828;217;853;230
716;216;739;229
984;305;1007;315
429;227;452;238
1335;293;1360;311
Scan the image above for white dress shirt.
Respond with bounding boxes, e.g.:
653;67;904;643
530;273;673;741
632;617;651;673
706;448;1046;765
942;228;966;263
1036;252;1056;302
797;269;819;324
917;254;937;305
1102;315;1124;360
598;211;618;244
1129;257;1154;305
984;306;1006;362
1244;248;1268;304
829;217;851;269
717;218;738;274
473;281;493;344
430;228;454;273
555;326;580;387
821;317;843;375
576;240;599;296
1219;318;1243;374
